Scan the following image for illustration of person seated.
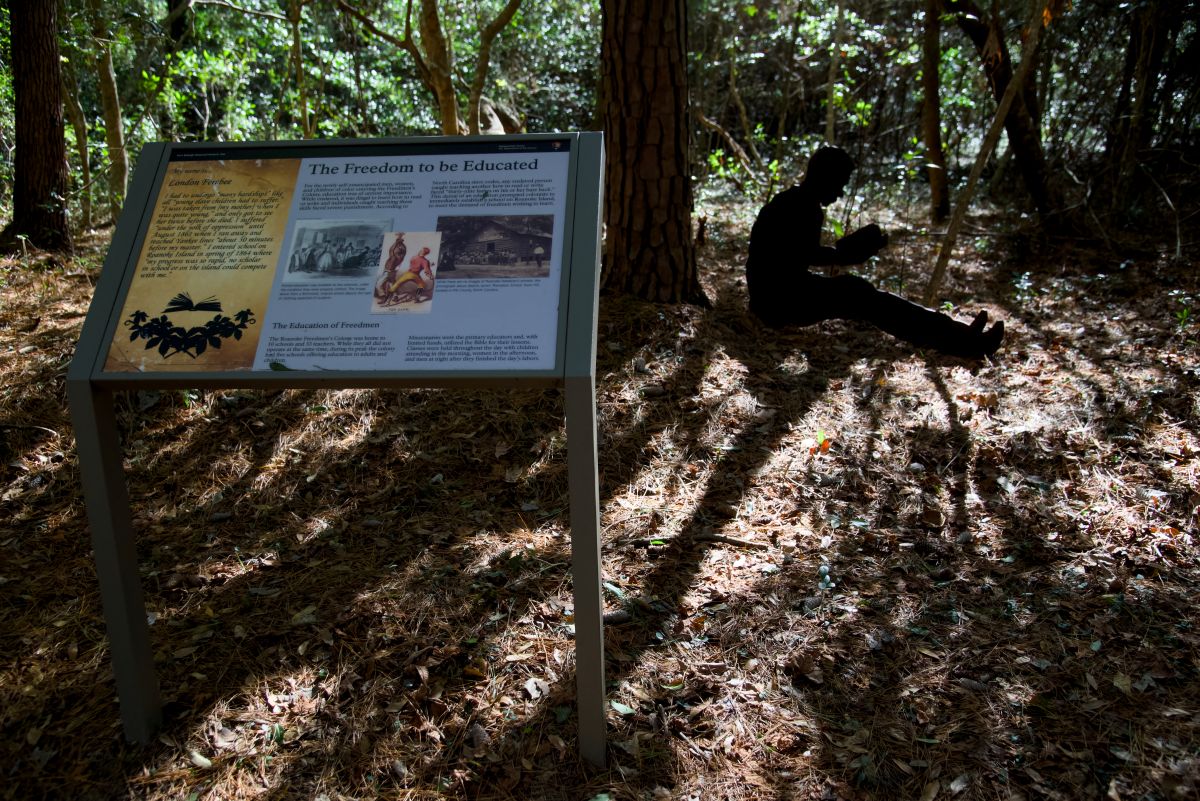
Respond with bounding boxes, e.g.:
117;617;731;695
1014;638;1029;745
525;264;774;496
746;146;1004;359
380;247;435;305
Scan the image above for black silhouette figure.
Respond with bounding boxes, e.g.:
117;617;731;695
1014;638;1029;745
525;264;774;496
162;292;222;314
746;146;1003;359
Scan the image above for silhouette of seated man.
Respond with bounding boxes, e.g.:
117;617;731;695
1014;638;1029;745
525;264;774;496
746;146;1003;359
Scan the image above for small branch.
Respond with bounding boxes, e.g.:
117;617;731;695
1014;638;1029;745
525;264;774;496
334;0;432;90
192;0;286;23
922;0;1046;305
697;112;759;185
1140;166;1183;260
467;0;522;134
692;531;770;550
0;424;61;438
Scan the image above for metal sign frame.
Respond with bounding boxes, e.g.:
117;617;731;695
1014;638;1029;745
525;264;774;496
67;132;607;766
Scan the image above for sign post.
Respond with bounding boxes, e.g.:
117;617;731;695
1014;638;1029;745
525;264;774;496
68;133;607;764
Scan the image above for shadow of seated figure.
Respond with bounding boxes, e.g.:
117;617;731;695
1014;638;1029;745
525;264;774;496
746;146;1003;359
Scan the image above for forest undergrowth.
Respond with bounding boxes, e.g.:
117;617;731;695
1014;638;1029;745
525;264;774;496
1;195;1197;801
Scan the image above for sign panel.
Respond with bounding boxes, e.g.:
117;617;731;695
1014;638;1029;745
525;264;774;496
70;133;607;765
102;139;573;374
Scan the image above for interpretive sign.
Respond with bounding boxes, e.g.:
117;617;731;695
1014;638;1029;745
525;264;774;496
68;134;607;765
101;138;577;376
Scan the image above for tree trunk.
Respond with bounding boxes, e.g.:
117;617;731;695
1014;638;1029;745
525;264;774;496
599;0;705;305
419;0;461;135
85;0;128;220
287;0;314;138
0;0;73;253
923;0;1045;305
825;0;846;143
159;0;194;140
944;0;1054;218
61;55;93;231
467;0;523;135
921;0;949;223
1113;1;1166;208
337;0;521;137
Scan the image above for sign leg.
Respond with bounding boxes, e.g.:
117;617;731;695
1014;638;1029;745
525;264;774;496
67;382;162;742
564;375;606;767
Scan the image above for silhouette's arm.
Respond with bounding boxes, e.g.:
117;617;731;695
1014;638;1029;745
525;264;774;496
834;224;888;264
807;244;844;266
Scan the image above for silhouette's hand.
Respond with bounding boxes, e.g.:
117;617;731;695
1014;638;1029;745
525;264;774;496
835;224;888;263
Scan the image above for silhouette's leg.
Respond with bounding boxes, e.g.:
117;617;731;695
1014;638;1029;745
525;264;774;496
873;296;993;357
836;277;997;358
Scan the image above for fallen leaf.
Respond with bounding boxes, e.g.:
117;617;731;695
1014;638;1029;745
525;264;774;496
290;605;318;626
211;725;238;750
610;700;635;716
524;677;550;699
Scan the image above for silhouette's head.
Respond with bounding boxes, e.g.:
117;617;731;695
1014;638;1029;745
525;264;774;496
805;146;855;206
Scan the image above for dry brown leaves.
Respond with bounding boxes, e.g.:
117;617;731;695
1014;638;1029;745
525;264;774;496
1;212;1197;801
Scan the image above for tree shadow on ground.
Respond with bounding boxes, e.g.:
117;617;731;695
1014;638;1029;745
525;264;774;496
4;227;1197;800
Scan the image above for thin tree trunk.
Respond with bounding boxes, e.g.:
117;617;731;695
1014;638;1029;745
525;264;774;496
825;0;846;143
945;0;1053;218
287;0;314;138
1114;1;1165;208
334;0;438;122
728;56;761;166
921;0;949;223
419;0;461;135
86;0;127;220
61;56;93;230
773;3;802;170
923;0;1045;305
467;0;522;135
0;0;73;253
159;0;193;140
600;0;705;305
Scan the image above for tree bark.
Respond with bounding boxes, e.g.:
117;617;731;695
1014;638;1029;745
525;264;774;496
61;55;93;231
1112;1;1166;208
825;0;847;143
419;0;461;135
923;0;1045;305
287;0;315;138
944;0;1053;218
467;0;523;135
0;0;73;253
85;0;128;220
921;0;950;223
335;0;525;137
599;0;705;305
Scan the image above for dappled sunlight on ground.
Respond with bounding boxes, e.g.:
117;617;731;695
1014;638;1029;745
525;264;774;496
1;205;1197;800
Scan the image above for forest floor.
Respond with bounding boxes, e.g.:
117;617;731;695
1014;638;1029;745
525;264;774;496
1;191;1198;801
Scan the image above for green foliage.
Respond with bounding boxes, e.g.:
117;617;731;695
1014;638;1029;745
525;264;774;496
490;0;600;132
1168;290;1194;333
1;0;1193;240
0;4;14;214
1011;271;1039;304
